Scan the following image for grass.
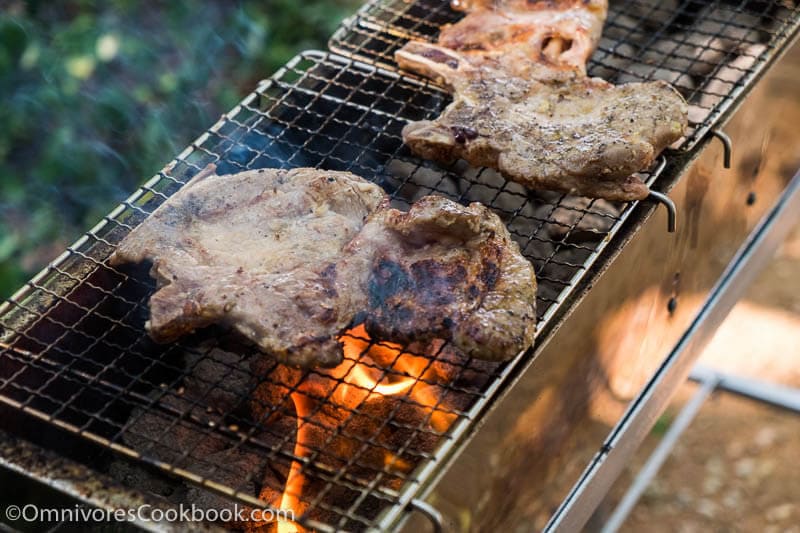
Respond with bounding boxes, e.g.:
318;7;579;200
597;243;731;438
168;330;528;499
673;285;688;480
0;0;360;298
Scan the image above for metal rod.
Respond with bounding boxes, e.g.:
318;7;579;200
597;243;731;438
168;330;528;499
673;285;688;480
690;364;800;413
711;129;732;169
407;499;444;533
647;191;678;233
601;373;720;533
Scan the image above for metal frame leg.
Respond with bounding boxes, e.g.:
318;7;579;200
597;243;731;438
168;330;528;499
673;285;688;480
690;365;800;414
602;366;800;532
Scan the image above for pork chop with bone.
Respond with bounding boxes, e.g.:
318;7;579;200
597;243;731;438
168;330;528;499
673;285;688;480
110;166;537;367
395;0;688;202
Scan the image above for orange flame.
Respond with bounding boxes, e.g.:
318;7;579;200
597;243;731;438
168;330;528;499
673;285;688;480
394;353;456;433
338;326;456;432
335;325;416;401
276;392;312;533
274;326;456;529
347;363;416;396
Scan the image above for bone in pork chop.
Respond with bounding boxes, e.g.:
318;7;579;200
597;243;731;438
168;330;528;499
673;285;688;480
435;0;608;78
110;166;537;367
395;0;688;202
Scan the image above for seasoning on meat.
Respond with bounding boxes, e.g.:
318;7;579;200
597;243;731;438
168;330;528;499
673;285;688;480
110;166;537;367
395;0;688;202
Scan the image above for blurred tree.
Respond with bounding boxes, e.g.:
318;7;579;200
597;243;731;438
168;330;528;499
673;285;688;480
0;0;359;297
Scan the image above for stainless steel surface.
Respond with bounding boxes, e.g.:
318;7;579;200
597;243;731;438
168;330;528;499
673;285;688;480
550;169;800;532
0;1;798;530
408;39;800;532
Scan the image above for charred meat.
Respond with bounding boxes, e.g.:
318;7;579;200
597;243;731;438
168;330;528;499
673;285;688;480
110;166;537;367
438;0;608;78
395;0;688;201
344;194;537;362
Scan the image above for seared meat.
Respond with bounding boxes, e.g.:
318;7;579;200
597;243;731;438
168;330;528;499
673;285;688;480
111;165;385;367
440;0;608;78
397;67;686;201
110;166;537;367
343;195;537;362
395;0;688;202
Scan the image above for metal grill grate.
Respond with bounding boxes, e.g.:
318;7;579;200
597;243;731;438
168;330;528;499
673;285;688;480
330;0;800;151
0;50;662;531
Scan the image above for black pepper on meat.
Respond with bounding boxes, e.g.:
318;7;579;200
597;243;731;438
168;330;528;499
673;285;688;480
110;166;537;367
395;0;688;202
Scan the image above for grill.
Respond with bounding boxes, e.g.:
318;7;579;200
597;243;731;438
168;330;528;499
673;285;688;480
330;0;800;151
1;1;799;531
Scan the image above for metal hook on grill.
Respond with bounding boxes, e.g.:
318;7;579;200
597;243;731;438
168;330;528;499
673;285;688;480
647;191;677;233
407;499;444;533
649;154;668;177
710;129;732;169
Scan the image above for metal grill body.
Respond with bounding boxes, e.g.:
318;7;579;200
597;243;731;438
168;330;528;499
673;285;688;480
1;1;799;531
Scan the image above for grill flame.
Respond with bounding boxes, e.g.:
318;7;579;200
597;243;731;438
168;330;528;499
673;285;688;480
272;325;456;530
276;392;311;533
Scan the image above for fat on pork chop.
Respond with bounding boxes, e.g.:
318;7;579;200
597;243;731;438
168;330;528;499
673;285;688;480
395;0;688;202
110;166;537;367
438;0;608;78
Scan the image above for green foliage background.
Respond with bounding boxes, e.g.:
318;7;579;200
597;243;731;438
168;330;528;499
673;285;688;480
0;0;359;298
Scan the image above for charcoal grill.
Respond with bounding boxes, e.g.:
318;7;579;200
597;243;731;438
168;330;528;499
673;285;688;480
330;0;799;151
2;1;800;532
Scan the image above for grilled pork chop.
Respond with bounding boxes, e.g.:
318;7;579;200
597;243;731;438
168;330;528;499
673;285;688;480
395;0;688;201
439;0;608;77
110;166;536;367
343;194;537;361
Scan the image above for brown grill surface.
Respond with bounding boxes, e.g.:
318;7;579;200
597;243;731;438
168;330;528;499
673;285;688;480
330;0;800;151
1;1;799;531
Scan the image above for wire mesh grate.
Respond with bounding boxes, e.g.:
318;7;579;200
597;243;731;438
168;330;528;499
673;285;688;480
329;0;800;151
0;49;664;530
